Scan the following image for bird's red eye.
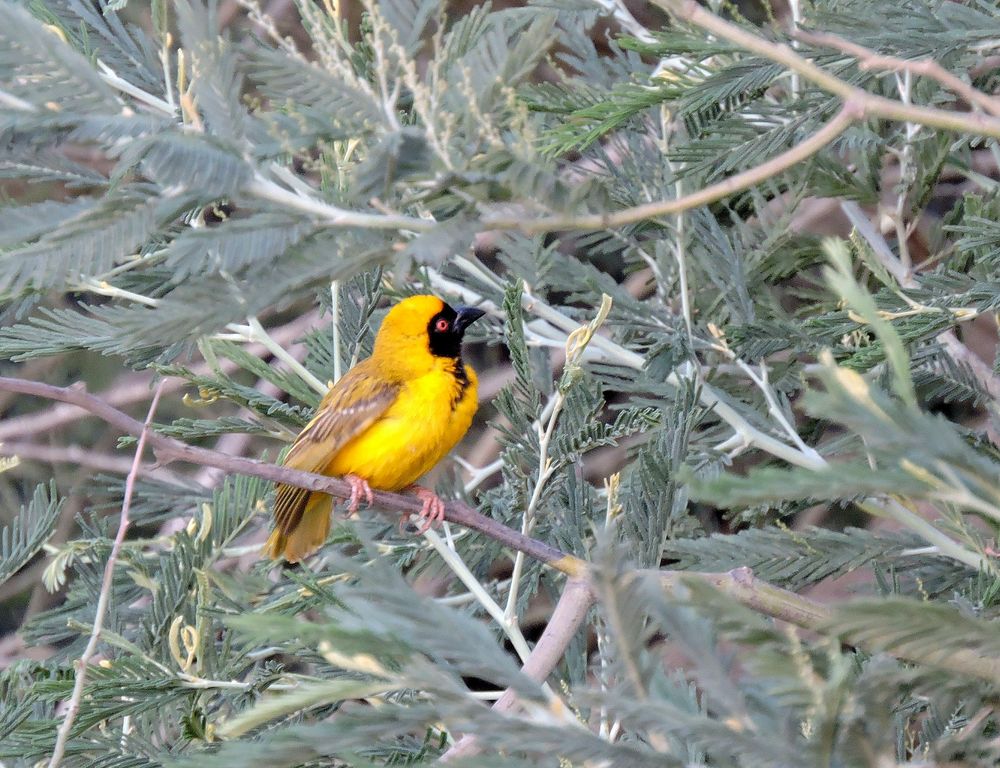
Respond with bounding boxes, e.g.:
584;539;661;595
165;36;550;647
435;318;450;333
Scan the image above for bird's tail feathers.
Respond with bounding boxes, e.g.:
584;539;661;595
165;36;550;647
263;491;333;562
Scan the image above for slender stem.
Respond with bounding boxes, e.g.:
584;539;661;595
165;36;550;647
504;391;565;622
238;317;327;395
47;381;165;768
460;457;504;493
331;281;343;384
421;529;538;673
178;675;298;691
157;4;176;113
893;69;917;272
0;88;37;111
505;297;613;622
97;60;175;116
244;176;431;231
673;185;694;347
734;360;823;463
456;392;559;495
787;0;802;98
75;278;159;307
877;496;989;573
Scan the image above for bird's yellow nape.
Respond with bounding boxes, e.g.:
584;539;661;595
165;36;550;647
374;295;447;345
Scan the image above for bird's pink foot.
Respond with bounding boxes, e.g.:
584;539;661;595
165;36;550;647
345;474;374;515
406;486;446;534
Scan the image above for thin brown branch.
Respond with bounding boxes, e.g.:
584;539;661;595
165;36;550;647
657;567;1000;685
239;7;1000;241
657;567;829;628
47;381;165;768
651;0;1000;137
0;375;168;443
483;102;862;233
794;29;1000;118
440;578;594;762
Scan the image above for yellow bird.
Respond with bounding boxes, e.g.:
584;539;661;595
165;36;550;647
264;294;486;562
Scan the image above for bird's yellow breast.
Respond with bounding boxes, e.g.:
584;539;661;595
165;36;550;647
324;363;478;491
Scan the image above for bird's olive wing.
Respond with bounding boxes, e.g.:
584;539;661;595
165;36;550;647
284;361;401;471
273;363;399;534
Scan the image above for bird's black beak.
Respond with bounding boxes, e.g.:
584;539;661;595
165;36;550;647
454;306;486;335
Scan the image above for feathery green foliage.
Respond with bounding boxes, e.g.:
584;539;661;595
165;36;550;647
3;0;1000;765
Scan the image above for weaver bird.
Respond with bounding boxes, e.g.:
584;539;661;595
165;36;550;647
264;294;486;562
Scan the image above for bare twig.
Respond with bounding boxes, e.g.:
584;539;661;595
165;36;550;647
256;3;1000;237
657;566;1000;684
732;360;824;464
439;578;594;762
480;102;863;233
421;528;538;671
245;175;431;231
0;441;185;484
0;375;170;443
47;381;165;768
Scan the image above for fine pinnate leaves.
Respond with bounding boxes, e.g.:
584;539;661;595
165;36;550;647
3;0;1000;766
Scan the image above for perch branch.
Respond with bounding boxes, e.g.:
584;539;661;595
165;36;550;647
0;440;184;483
0;376;583;578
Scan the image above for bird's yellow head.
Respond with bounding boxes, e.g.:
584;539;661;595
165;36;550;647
373;294;486;376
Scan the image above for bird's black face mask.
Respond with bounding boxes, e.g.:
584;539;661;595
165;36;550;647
427;304;486;358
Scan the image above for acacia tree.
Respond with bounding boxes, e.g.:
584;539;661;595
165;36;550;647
2;0;1000;765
